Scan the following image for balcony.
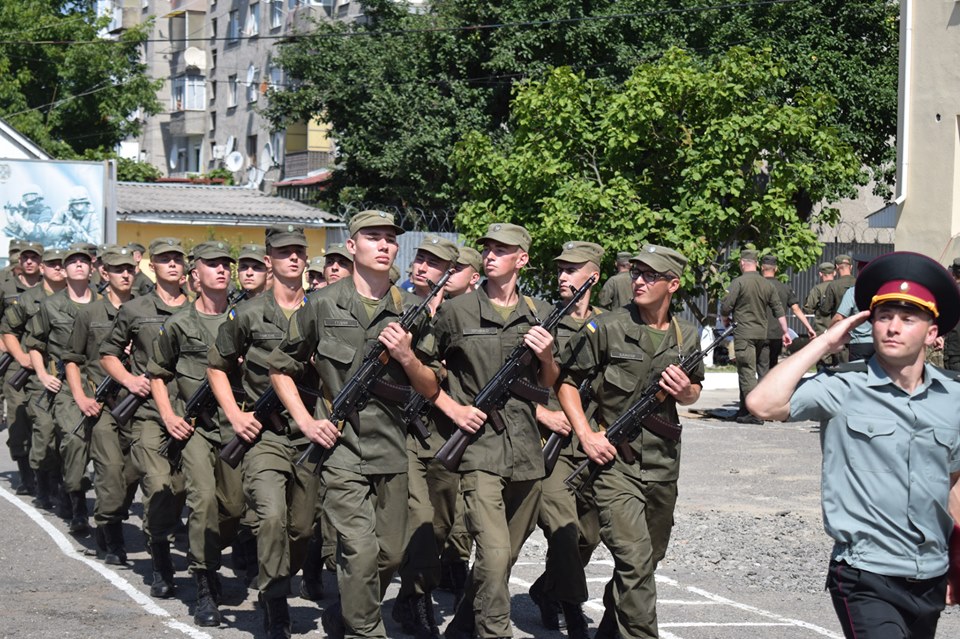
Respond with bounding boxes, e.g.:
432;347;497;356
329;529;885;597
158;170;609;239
168;110;206;137
284;150;335;177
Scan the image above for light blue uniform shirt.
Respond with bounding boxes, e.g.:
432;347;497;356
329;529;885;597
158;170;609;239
834;287;872;344
790;356;960;579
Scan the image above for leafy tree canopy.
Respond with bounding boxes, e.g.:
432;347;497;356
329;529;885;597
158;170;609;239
268;0;896;208
453;48;865;308
0;1;162;158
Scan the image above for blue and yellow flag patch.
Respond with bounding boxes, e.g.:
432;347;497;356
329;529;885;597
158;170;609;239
228;308;237;321
586;320;598;334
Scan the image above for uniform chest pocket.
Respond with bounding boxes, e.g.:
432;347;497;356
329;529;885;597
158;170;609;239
603;364;640;394
316;337;356;366
844;416;898;473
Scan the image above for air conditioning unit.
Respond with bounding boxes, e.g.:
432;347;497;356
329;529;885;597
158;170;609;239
212;145;226;160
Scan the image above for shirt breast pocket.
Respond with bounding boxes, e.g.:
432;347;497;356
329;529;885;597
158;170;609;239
844;416;898;473
602;364;641;404
316;336;357;371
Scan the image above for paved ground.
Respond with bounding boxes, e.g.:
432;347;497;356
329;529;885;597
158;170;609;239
0;373;957;638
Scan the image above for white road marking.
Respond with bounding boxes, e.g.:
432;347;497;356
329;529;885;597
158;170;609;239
0;485;211;639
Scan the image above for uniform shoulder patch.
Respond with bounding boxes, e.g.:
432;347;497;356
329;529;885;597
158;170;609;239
586;319;598;333
826;361;868;375
228;308;237;321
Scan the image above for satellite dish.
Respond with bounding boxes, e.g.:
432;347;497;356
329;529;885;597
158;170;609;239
184;46;206;70
225;151;244;172
245;64;257;86
250;167;265;188
225;135;235;153
169;146;179;170
260;144;273;169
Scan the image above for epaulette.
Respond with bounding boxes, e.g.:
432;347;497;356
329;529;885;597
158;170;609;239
933;365;960;382
824;361;868;375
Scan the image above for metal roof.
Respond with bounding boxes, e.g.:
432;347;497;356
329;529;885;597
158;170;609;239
116;181;344;227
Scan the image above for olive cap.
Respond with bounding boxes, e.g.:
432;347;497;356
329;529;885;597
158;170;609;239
631;244;688;277
477;223;531;252
349;210;404;236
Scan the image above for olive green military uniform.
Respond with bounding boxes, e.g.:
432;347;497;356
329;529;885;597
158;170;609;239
132;270;155;296
64;295;139;527
559;305;704;639
147;302;245;574
804;281;833;335
944;322;960;371
23;287;99;493
0;272;39;469
100;291;187;544
208;292;320;600
820;272;855;320
764;277;799;369
267;277;435;639
597;271;634;310
425;283;556;639
533;308;603;609
719;271;784;410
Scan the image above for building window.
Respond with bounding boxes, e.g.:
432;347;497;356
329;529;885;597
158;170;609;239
210;17;217;39
228;74;238;107
246;64;260;103
211;49;217;72
268;65;282;91
209;111;216;133
337;2;349;18
270;0;282;29
210;80;217;103
172;75;206;111
228;10;239;43
245;3;260;37
247;135;258;165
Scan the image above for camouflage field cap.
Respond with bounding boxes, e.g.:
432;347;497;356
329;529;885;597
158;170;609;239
631;244;688;277
478;223;531;252
193;240;235;262
555;241;604;269
238;244;266;264
416;235;459;263
456;246;482;272
149;237;187;256
349;210;404;236
265;223;308;249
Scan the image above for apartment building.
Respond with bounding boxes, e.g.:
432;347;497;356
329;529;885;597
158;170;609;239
99;0;427;191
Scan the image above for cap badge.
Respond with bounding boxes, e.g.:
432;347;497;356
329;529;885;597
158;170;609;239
217;242;224;249
287;225;294;232
378;211;386;218
566;242;573;249
647;246;656;253
494;224;502;231
900;282;910;292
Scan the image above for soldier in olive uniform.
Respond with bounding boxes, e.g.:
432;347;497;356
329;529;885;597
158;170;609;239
820;254;856;323
942;258;960;371
597;251;634;310
147;241;246;627
268;210;440;639
529;241;604;639
720;249;790;424
64;246;139;561
0;240;24;431
208;225;318;638
0;241;42;494
23;245;99;531
237;244;269;297
127;242;156;296
100;237;190;598
444;247;481;298
760;255;815;367
392;234;459;639
558;244;704;639
323;243;353;285
307;256;326;291
803;262;837;369
428;223;559;639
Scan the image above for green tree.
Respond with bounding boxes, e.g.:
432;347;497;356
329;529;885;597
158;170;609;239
0;1;162;158
268;0;896;209
453;48;865;312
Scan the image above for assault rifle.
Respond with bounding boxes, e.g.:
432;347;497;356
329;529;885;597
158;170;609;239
158;380;219;468
9;363;31;391
35;359;66;410
0;352;13;377
72;373;124;435
296;268;454;473
434;275;597;472
563;323;735;495
541;377;592;477
402;390;431;443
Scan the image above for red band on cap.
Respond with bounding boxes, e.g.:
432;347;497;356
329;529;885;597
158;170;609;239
870;280;939;318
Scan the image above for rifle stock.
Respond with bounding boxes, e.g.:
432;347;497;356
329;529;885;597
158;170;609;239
295;269;453;474
219;386;284;469
9;365;30;391
563;323;736;495
0;352;13;377
542;377;593;476
435;275;598;472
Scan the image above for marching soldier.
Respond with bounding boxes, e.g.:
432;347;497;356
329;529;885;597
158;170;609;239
64;246;139;562
529;241;604;639
557;244;704;639
597;251;634;310
147;240;246;627
268;210;440;639
127;242;156;296
428;223;558;639
100;237;190;598
237;243;269;297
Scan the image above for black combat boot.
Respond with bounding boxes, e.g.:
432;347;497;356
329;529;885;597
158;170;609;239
262;594;292;639
193;571;222;627
241;536;259;588
14;458;35;495
299;534;325;601
96;521;126;565
440;559;468;609
68;491;89;534
411;594;440;639
561;601;590;639
149;540;176;598
56;481;72;520
593;607;621;639
529;576;562;630
320;600;345;639
32;470;53;510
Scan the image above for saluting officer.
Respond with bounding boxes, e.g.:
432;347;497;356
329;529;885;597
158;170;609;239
208;224;318;638
100;237;190;598
268;210;440;639
147;240;246;627
558;244;704;639
529;241;604;639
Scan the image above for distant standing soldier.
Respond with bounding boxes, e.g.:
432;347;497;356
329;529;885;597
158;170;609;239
597;251;634;310
943;258;960;371
126;242;156;296
804;262;837;336
820;254;856;320
720;248;790;424
760;254;815;367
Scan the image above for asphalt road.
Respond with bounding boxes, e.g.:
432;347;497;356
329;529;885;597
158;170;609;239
0;376;957;638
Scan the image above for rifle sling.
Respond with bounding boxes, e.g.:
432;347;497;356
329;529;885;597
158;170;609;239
370;378;413;404
508;377;550;405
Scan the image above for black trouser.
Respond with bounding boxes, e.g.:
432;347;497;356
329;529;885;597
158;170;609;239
826;560;947;639
848;343;875;361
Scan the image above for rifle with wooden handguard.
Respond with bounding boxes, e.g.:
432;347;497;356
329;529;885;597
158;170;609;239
72;357;128;435
541;376;592;476
434;275;598;472
563;323;735;495
295;268;453;473
158;379;219;468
